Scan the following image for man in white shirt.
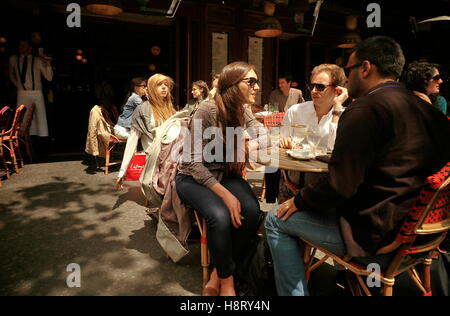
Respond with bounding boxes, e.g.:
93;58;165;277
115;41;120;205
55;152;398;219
278;64;348;201
9;39;53;137
280;64;348;150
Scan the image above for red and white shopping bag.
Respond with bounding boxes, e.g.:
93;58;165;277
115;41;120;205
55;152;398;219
124;152;147;181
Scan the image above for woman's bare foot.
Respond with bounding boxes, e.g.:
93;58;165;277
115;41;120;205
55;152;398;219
219;275;236;296
202;269;220;296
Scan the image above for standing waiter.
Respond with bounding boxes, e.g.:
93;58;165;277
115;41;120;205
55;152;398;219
9;39;53;138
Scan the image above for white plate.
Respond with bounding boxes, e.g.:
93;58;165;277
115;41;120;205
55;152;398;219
286;150;315;160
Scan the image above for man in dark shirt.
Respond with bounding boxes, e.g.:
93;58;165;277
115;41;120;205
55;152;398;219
265;36;450;296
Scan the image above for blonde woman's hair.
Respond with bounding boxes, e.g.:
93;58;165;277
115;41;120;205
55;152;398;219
146;74;176;126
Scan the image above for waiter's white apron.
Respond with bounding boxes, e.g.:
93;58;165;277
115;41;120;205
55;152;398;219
17;90;48;137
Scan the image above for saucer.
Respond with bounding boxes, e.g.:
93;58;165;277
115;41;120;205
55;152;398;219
286;149;314;160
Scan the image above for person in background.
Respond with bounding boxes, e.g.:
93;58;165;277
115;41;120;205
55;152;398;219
207;74;220;101
9;38;53;139
113;77;147;139
183;80;209;114
402;61;445;113
265;36;450;296
177;62;268;296
115;74;176;189
268;74;304;112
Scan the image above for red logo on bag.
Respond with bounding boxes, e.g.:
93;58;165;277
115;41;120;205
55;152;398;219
124;153;146;181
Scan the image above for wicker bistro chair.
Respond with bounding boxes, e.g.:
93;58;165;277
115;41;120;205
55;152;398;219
302;162;450;296
0;106;14;185
18;103;36;162
104;135;127;175
0;105;27;175
260;112;285;201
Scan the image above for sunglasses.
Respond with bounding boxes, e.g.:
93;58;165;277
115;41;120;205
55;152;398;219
307;83;334;92
431;74;441;81
343;62;363;77
242;77;259;88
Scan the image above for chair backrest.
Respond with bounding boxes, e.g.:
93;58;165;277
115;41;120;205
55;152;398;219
263;113;284;128
376;162;450;255
5;104;27;138
397;162;450;243
21;103;36;135
0;106;14;131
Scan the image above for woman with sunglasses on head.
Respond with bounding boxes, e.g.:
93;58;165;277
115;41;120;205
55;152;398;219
114;77;147;139
176;62;269;296
115;74;176;189
402;61;446;114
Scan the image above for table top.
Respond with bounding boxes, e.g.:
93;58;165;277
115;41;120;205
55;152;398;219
252;147;329;173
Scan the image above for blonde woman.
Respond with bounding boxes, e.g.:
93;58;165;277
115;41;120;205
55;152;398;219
116;74;176;189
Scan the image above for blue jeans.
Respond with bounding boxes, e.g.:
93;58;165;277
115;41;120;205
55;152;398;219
176;174;261;278
264;206;346;296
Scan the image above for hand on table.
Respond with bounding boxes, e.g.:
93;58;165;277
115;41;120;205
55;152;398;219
279;137;294;149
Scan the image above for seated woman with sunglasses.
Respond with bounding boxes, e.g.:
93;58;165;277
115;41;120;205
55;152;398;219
402;61;446;114
113;77;147;139
176;61;269;296
277;64;348;202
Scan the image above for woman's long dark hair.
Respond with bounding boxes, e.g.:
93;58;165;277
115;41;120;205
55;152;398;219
215;61;255;176
121;77;146;110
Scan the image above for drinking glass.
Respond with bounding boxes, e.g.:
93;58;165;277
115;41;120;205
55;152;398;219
291;124;308;149
271;102;279;113
306;129;323;156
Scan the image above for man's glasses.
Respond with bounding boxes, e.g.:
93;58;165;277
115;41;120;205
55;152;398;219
431;74;441;81
242;77;259;88
137;84;147;88
307;83;333;92
343;62;362;77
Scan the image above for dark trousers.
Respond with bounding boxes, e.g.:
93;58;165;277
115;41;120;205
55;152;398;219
176;174;261;278
265;168;280;203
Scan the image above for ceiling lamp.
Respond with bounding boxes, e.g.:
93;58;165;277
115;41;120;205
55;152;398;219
86;0;123;16
337;16;361;49
255;1;283;38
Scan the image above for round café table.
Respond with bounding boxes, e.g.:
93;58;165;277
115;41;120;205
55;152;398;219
252;147;328;173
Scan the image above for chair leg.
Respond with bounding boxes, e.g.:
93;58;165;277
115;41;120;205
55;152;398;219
201;218;210;289
14;139;24;168
260;175;266;202
382;284;394;296
422;260;433;296
9;140;19;173
105;150;111;175
1;149;10;179
25;137;33;163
